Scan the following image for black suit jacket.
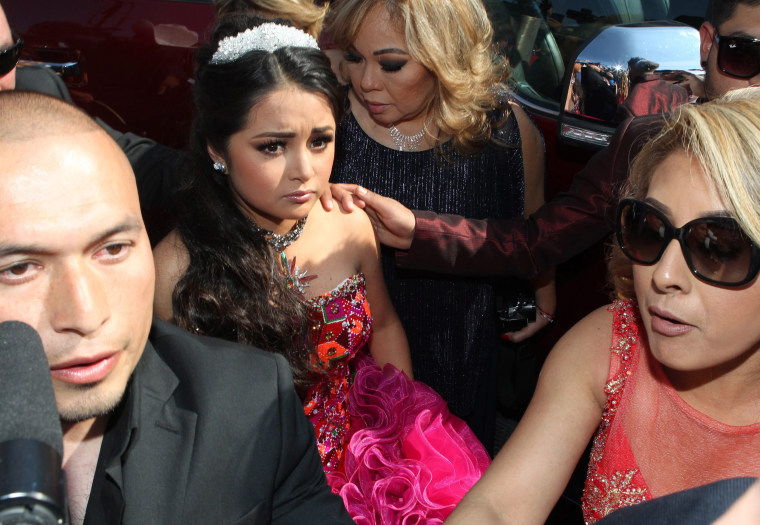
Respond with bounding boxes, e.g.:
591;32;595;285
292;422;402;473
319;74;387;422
86;320;351;525
15;64;73;102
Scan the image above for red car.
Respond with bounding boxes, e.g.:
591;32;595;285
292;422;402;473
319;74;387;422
6;0;215;149
7;0;705;178
8;0;706;162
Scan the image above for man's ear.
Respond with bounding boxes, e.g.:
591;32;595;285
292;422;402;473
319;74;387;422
700;22;716;68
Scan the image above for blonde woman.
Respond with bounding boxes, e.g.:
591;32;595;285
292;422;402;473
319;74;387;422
325;0;554;453
446;87;760;524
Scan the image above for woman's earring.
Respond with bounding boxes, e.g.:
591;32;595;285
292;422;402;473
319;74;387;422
213;161;227;173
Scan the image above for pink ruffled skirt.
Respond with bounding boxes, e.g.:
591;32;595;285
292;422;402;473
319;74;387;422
327;352;491;524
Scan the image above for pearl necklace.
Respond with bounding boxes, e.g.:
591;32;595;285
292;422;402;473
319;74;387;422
247;216;307;252
389;116;433;152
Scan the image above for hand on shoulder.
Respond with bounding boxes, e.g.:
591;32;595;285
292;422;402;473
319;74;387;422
321;183;416;249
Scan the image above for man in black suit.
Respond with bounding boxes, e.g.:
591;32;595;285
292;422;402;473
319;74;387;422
0;90;351;524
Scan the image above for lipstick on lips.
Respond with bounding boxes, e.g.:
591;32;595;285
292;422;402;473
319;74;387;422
49;352;119;385
364;101;388;115
284;190;315;204
649;307;694;337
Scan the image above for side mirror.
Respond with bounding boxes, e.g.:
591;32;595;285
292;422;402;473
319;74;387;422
558;22;703;149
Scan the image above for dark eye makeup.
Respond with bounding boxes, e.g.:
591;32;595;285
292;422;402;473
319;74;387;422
380;60;407;72
257;140;286;153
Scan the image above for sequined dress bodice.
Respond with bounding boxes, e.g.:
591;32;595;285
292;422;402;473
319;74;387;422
298;276;491;523
330;108;526;415
303;273;371;472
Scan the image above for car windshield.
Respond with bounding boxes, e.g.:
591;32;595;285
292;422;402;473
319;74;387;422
485;0;707;114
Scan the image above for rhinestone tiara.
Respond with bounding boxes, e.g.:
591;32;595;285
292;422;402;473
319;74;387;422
210;23;320;65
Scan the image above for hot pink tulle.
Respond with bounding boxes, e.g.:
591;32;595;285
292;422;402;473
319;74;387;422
327;352;491;524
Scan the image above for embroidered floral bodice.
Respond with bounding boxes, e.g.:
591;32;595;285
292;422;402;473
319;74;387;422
582;300;760;524
303;273;371;472
297;274;490;522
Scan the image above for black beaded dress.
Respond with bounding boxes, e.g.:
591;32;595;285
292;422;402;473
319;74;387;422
331;106;527;449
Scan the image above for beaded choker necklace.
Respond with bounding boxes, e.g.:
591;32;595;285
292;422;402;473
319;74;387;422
247;215;317;296
389;116;433;152
248;216;307;251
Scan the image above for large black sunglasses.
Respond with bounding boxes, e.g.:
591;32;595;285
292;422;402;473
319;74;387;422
0;33;23;77
714;31;760;79
616;199;760;287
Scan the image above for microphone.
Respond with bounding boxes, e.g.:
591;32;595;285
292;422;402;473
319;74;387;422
0;321;68;525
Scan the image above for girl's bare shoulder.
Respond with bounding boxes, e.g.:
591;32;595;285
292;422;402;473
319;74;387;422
316;201;374;242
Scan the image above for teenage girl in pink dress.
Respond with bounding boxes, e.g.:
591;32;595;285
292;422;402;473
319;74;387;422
152;18;490;524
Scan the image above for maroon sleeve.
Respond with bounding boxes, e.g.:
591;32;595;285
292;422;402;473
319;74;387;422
396;115;665;280
617;79;689;121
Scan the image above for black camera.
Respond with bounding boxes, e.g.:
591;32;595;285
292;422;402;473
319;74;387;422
495;289;537;333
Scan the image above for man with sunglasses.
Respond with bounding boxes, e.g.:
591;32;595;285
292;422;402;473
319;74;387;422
701;0;760;99
328;0;760;284
0;3;20;91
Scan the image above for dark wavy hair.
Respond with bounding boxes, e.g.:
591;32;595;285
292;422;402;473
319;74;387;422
172;16;344;398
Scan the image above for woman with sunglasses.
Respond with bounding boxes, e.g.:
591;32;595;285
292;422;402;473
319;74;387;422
444;87;760;525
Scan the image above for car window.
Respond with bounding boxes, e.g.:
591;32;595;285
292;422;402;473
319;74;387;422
485;0;707;114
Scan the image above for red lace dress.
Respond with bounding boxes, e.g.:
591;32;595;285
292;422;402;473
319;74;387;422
303;274;491;524
582;300;760;523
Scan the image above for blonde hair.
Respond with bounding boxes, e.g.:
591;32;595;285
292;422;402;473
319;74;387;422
214;0;328;38
326;0;509;154
610;87;760;299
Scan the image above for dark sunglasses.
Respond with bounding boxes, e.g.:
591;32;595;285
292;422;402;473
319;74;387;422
714;31;760;79
0;33;23;77
616;199;760;287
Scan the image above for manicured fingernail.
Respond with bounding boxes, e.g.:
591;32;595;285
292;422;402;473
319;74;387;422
358;187;368;195
500;334;511;341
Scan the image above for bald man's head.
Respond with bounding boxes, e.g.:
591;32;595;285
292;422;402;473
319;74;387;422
0;89;155;424
0;90;102;141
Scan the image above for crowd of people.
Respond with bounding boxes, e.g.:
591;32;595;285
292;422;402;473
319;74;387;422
1;0;760;524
